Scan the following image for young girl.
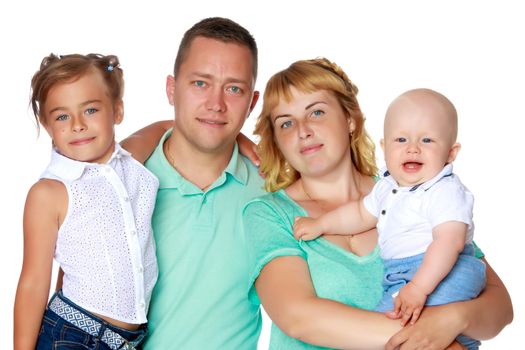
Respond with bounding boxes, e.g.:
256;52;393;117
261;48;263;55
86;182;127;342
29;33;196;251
14;53;159;349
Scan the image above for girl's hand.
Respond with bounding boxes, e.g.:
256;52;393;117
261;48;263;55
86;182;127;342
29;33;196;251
237;132;260;167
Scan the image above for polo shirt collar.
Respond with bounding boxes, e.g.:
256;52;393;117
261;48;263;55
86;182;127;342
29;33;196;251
382;163;454;192
154;129;248;194
43;143;129;181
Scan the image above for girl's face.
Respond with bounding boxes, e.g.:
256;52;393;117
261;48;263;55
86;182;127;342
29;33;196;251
271;87;355;178
42;70;123;164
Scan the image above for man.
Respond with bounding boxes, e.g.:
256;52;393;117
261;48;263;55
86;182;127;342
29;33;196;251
142;17;265;349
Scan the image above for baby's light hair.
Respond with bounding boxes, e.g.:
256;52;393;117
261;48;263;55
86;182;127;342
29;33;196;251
30;53;124;133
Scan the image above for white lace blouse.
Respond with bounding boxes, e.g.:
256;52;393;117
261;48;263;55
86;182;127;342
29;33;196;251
41;144;159;323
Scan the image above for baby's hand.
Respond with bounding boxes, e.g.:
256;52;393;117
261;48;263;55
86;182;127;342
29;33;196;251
293;217;324;241
393;282;427;326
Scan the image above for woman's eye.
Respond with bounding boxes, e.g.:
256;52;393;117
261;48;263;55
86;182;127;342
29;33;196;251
396;137;407;143
422;137;432;143
280;120;293;129
311;110;324;118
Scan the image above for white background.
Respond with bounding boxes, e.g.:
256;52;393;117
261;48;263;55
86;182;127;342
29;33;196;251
1;0;522;348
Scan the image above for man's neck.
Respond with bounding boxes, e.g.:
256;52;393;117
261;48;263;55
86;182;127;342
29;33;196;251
164;131;235;190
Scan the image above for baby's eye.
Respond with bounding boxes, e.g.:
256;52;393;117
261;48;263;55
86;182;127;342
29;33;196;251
396;137;407;143
56;114;69;121
422;137;432;143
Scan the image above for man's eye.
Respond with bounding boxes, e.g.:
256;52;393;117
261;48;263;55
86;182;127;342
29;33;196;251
228;86;242;94
194;80;206;88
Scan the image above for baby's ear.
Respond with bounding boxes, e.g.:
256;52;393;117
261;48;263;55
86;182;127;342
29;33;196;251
380;138;385;152
447;142;461;163
114;99;124;125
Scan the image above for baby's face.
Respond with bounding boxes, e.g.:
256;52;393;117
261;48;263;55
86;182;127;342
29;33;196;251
381;92;459;187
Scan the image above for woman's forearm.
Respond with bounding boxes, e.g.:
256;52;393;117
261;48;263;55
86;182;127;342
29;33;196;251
457;259;513;339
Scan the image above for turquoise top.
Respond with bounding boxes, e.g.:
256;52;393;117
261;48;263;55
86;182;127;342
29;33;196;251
243;189;385;350
144;130;265;349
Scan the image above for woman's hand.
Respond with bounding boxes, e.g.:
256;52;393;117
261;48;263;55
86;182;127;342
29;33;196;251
385;305;463;350
236;132;260;167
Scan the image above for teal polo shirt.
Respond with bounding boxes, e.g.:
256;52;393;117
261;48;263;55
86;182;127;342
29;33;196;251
143;130;265;349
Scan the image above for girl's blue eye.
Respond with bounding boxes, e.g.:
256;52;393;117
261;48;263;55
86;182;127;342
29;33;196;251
422;137;432;143
86;108;97;115
396;137;407;143
56;114;69;121
281;120;293;129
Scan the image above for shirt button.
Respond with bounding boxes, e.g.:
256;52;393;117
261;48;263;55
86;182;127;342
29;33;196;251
381;209;386;215
138;266;143;273
140;302;145;309
124;197;129;202
116;154;122;159
105;167;111;173
130;230;137;236
392;189;397;194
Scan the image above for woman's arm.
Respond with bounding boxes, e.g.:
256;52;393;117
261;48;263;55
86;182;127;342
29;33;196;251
14;180;64;349
385;258;513;349
256;255;401;350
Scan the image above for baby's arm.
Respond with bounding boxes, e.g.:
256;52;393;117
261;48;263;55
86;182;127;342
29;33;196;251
394;221;467;326
14;180;64;349
294;200;377;241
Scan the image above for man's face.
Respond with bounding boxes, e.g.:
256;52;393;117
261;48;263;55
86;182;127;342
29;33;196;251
167;36;258;155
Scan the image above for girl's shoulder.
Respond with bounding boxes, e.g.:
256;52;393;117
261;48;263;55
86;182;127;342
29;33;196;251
25;179;68;219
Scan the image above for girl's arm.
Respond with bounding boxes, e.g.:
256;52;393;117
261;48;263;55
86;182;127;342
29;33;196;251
385;258;513;349
256;255;401;350
120;120;261;166
14;180;64;349
294;200;377;240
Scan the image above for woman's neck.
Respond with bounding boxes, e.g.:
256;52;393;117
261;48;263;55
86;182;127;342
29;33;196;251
289;163;373;208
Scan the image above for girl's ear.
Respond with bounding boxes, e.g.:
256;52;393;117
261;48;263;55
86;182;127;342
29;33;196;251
114;99;124;125
447;142;461;163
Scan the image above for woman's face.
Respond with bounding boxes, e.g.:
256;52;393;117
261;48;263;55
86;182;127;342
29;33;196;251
271;87;355;177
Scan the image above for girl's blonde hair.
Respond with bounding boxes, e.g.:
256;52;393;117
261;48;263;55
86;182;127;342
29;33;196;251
255;58;378;192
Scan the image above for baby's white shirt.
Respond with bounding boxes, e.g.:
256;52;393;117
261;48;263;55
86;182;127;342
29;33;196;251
363;164;474;260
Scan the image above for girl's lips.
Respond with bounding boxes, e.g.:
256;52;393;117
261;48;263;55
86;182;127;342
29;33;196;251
70;137;95;146
402;162;422;172
300;144;323;154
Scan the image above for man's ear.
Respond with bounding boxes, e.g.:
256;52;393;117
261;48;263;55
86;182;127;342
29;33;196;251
248;91;260;114
166;75;176;106
114;99;124;125
447;142;461;163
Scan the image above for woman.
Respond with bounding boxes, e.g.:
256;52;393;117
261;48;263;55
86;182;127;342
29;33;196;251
242;58;512;349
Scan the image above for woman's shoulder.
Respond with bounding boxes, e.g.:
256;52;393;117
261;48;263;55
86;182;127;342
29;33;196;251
243;189;304;222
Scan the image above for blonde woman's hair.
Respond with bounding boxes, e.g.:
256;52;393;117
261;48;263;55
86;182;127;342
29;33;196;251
255;58;378;192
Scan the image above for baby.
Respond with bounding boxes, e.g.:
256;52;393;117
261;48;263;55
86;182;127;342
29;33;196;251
294;88;486;349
